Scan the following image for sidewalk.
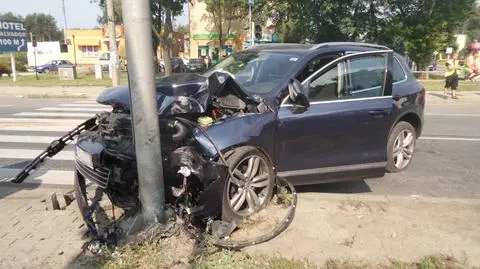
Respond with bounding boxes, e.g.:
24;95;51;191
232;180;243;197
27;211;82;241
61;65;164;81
1;183;479;268
426;90;480;105
246;192;480;267
0;183;87;269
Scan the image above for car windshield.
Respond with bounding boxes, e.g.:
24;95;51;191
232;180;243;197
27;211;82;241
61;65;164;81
202;51;298;98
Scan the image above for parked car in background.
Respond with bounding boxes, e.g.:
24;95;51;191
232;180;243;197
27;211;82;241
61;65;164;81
428;60;437;71
98;52;126;71
34;60;74;73
186;58;207;72
159;57;186;73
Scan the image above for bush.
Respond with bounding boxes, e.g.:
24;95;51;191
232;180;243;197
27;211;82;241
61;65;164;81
0;52;28;74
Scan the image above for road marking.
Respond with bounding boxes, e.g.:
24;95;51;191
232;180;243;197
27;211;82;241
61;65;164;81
37;107;108;112
74;100;101;104
0;148;74;160
14;112;96;118
0;169;74;185
0;105;13;107
420;136;480;142
0;126;80;132
426;113;480;117
0;135;65;144
58;104;107;108
0;117;84;123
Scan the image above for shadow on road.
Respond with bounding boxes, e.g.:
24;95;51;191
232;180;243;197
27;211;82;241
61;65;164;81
0;182;40;199
428;92;446;99
295;180;372;194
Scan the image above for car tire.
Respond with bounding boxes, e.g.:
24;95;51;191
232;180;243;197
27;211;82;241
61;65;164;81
221;146;275;223
386;121;417;173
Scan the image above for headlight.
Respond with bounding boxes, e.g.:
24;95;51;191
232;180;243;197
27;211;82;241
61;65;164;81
75;145;93;168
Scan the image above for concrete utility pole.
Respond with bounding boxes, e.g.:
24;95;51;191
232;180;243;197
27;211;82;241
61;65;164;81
121;0;166;224
107;0;120;87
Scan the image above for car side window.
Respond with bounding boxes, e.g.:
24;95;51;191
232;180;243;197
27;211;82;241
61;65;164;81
345;55;386;98
296;55;340;82
307;65;340;101
392;57;407;83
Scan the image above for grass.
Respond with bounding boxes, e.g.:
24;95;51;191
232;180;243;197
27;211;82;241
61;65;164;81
419;80;480;91
73;239;466;269
0;72;129;87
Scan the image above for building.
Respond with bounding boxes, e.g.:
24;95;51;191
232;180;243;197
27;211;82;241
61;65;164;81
61;25;126;67
188;0;248;61
61;25;184;67
188;1;280;61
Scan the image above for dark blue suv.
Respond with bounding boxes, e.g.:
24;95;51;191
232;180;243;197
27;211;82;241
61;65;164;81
74;42;425;223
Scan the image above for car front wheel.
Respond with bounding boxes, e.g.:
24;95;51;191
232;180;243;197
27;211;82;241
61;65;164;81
386;121;417;173
222;146;275;223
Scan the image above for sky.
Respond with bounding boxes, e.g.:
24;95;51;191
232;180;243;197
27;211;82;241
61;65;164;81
3;0;189;29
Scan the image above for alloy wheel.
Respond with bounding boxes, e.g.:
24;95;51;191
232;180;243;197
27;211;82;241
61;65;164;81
227;155;272;216
392;129;415;169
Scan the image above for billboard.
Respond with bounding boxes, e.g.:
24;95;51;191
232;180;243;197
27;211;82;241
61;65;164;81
0;21;27;52
27;41;61;67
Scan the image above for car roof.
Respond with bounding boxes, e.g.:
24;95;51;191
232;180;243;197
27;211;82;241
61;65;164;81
244;42;391;56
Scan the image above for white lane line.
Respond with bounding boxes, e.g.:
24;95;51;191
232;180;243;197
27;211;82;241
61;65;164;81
58;104;107;108
73;100;101;104
13;112;95;118
420;136;480;142
0;117;83;123
0;149;74;160
0;169;74;185
37;107;107;112
426;113;480;117
0;126;80;132
0;105;13;107
0;135;65;144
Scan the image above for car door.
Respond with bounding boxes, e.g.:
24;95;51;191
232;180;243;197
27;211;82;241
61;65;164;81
276;50;394;185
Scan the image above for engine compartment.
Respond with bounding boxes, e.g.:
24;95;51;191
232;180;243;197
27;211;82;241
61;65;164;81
76;72;267;219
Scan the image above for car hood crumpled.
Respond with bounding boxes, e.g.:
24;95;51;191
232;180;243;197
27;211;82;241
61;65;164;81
96;72;259;115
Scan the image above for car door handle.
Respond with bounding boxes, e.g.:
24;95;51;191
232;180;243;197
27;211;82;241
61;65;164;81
368;110;389;117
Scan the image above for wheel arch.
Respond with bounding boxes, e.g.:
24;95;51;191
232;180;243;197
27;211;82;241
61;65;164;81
391;112;422;138
221;143;275;168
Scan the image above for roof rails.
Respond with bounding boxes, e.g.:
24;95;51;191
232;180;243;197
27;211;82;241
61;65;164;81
309;42;390;50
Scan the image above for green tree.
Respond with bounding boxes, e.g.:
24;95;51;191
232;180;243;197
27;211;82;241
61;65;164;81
93;0;123;25
0;12;23;22
174;24;189;35
204;0;248;59
1;12;62;42
24;13;63;41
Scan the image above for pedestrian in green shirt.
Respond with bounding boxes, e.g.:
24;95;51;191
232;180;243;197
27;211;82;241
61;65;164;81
444;53;462;99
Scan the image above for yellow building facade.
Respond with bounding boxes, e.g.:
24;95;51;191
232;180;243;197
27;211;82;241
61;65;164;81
62;25;126;66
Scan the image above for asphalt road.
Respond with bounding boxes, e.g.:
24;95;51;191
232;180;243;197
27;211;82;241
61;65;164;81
0;93;479;200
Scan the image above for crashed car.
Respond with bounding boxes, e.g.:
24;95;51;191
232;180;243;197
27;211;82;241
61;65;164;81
74;42;425;224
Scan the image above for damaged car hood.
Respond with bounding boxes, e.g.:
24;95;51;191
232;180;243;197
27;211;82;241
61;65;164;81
96;72;260;114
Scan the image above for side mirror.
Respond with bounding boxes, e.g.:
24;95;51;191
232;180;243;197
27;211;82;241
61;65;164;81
288;79;310;108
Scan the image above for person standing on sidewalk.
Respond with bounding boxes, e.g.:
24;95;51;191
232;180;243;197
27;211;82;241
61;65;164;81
444;52;462;99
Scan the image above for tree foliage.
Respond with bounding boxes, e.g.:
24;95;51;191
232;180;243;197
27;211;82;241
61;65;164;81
247;0;475;68
0;12;62;42
94;0;123;25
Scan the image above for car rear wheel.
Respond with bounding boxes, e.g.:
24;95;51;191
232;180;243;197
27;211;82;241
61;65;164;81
386;121;417;173
222;146;275;223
